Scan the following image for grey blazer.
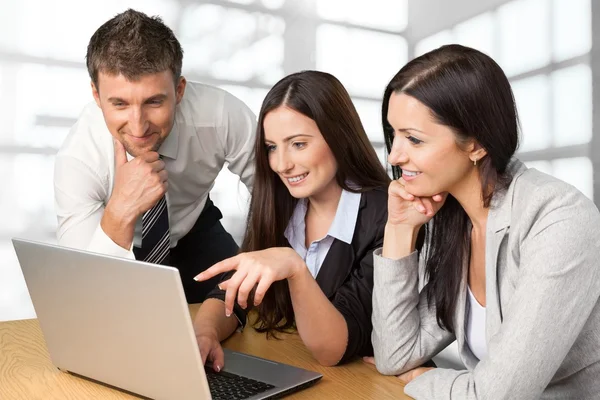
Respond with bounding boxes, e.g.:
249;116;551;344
372;159;600;399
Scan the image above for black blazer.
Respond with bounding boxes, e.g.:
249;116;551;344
206;187;388;364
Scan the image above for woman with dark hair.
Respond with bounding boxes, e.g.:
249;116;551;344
370;44;600;399
193;70;390;370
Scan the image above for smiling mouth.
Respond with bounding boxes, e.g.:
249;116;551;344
129;135;154;142
401;170;421;177
287;173;308;183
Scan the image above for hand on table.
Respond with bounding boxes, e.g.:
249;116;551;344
362;357;435;384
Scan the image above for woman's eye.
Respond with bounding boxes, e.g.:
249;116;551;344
406;136;423;145
266;144;276;152
293;142;306;149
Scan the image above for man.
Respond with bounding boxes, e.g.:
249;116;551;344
54;9;256;303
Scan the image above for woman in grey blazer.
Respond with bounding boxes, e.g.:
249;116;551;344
370;44;600;399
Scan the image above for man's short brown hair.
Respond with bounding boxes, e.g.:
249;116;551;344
86;9;183;88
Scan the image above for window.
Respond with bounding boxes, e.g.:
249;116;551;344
497;0;551;77
512;75;551;152
316;24;407;98
413;0;593;200
453;12;496;59
552;64;592;147
180;5;285;85
353;99;384;143
218;85;269;115
316;0;408;32
552;0;592;62
414;30;454;57
552;157;593;198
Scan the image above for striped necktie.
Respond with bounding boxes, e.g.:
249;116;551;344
134;195;171;265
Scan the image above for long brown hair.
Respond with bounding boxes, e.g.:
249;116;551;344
245;70;390;335
382;45;519;333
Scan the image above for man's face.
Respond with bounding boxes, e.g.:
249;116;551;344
92;70;186;157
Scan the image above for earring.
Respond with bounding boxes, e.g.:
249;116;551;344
473;158;477;166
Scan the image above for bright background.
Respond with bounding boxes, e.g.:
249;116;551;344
0;0;597;369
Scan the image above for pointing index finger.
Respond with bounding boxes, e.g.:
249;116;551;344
194;255;241;282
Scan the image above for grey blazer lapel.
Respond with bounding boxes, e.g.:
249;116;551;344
484;159;527;341
485;225;509;341
457;159;527;366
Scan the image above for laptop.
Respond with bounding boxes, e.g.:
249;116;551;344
12;238;322;400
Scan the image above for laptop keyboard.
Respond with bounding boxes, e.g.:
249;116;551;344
205;367;276;400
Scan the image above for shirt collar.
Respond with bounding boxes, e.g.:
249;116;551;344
328;189;361;244
284;198;308;251
157;113;180;160
284;189;362;246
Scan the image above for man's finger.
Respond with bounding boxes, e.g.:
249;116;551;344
149;158;166;172
113;139;128;168
157;170;168;183
139;151;160;163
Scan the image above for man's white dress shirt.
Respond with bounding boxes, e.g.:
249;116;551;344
54;82;256;259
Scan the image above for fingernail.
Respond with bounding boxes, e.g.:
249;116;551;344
216;365;221;372
417;205;426;212
225;309;231;317
194;274;202;281
217;284;223;290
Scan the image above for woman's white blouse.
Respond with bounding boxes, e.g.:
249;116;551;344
466;285;488;361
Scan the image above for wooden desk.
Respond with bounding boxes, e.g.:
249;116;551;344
0;304;410;399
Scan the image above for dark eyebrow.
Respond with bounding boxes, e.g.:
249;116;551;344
265;134;313;144
282;134;312;142
106;94;168;104
107;97;127;103
145;94;168;103
398;128;425;135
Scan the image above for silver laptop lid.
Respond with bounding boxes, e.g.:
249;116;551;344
12;238;211;400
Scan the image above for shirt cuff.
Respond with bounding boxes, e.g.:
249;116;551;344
87;224;135;259
373;248;418;264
